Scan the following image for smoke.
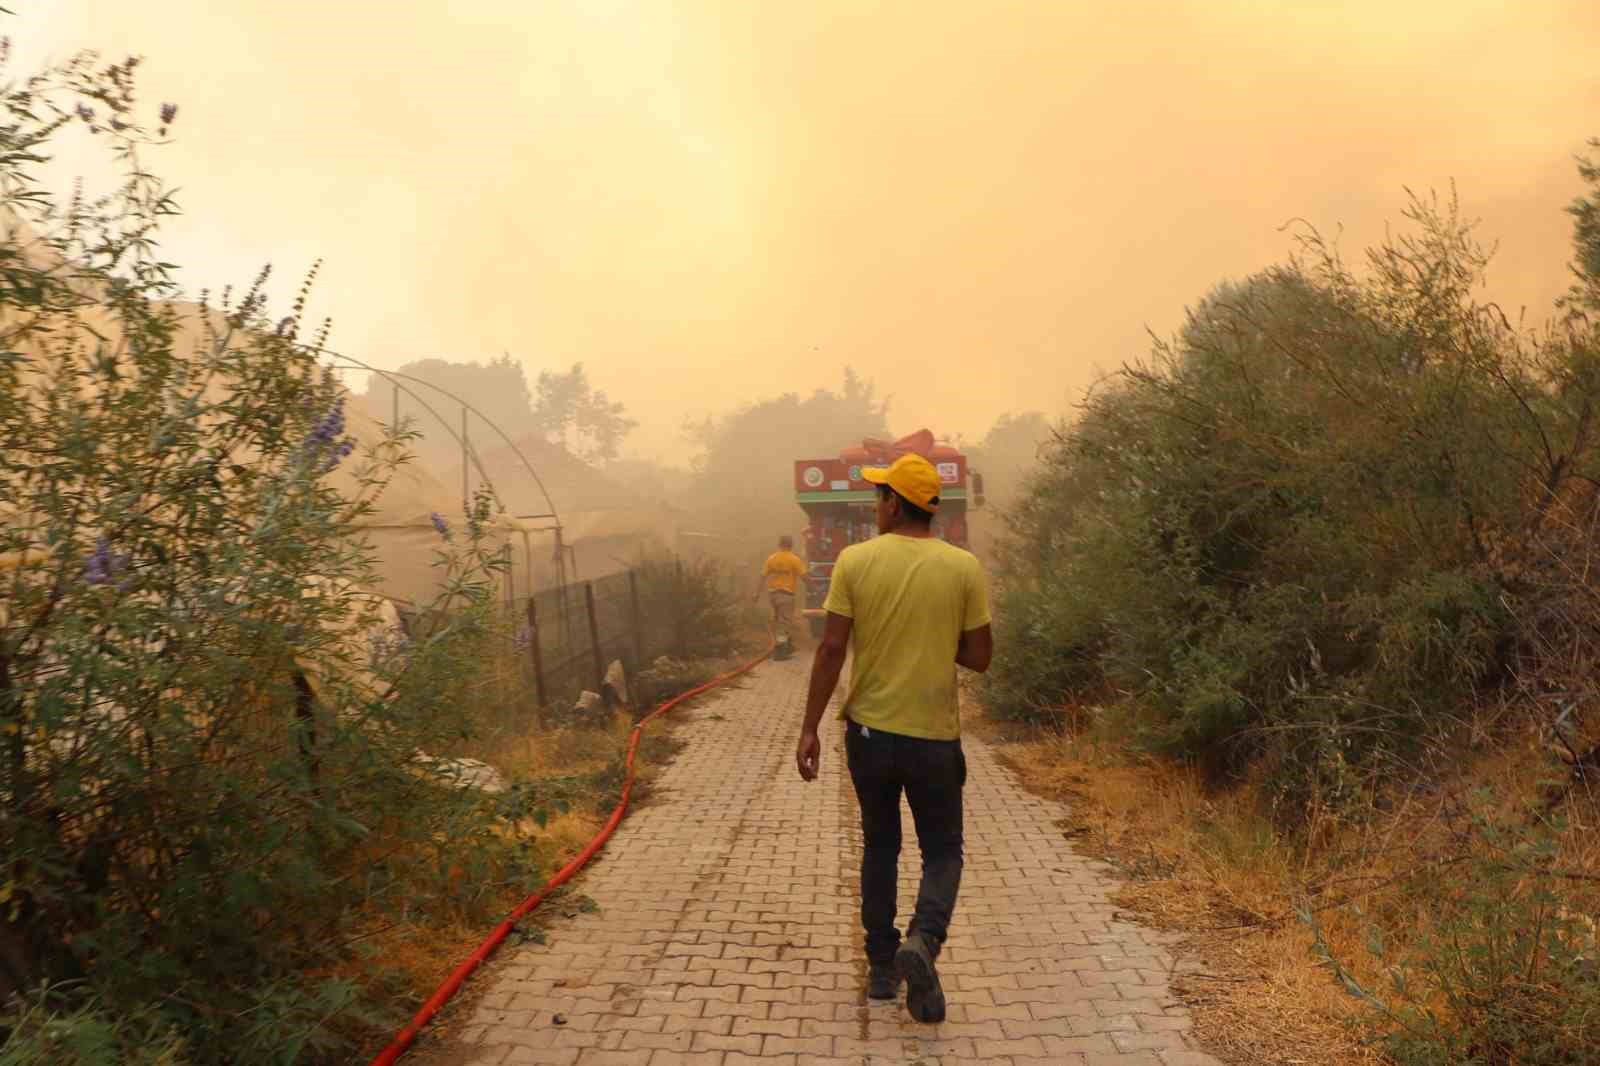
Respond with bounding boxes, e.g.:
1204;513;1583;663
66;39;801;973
9;0;1598;460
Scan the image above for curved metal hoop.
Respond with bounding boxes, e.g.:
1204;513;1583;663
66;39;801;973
304;346;573;598
304;346;562;529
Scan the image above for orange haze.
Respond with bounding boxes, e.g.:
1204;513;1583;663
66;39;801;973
10;0;1599;460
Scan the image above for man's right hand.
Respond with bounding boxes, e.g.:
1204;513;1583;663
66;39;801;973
796;729;820;781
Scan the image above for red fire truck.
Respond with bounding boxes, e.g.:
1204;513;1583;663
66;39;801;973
793;428;984;634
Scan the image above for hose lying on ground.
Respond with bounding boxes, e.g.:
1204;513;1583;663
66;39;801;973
368;644;774;1066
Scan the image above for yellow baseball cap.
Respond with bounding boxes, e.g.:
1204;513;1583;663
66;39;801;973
862;453;942;512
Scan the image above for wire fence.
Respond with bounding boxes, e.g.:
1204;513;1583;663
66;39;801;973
511;558;744;713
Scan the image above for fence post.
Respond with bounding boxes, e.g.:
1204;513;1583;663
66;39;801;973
674;556;686;659
628;569;645;672
584;581;605;693
525;596;547;725
292;672;320;791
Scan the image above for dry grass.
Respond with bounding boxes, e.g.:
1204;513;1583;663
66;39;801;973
988;712;1600;1066
997;731;1380;1065
360;643;754;1043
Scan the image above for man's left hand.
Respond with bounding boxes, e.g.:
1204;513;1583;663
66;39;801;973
796;729;820;781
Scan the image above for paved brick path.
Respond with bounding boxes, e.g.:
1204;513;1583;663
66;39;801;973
451;656;1222;1066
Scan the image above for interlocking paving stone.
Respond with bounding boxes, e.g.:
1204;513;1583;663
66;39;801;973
455;656;1223;1065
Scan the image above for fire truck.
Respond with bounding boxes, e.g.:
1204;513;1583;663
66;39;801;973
793;428;984;635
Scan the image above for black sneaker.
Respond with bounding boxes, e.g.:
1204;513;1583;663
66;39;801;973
867;962;900;1000
895;933;946;1023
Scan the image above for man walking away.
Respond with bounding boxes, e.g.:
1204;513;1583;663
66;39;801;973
793;453;992;1023
756;534;806;660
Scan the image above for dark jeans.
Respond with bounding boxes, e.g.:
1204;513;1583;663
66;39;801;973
844;720;966;967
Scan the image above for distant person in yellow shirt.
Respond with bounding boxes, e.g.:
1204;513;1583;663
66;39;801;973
794;453;992;1023
755;535;806;660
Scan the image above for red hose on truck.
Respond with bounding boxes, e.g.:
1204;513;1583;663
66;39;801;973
367;644;774;1066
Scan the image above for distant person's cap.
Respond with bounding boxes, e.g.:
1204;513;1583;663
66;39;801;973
862;453;941;512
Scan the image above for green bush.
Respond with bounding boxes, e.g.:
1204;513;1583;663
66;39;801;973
630;553;740;666
1310;807;1600;1065
987;174;1600;796
984;580;1108;725
0;985;187;1066
0;53;529;1061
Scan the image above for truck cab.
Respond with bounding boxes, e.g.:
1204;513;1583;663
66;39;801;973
793;429;981;633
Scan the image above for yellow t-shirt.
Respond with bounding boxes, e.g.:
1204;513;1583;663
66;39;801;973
762;550;806;595
822;533;991;741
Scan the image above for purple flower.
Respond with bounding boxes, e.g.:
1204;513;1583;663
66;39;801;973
75;103;94;122
318;438;356;474
430;512;451;540
160;102;178;125
302;396;356;472
83;536;130;586
305;396;346;449
83;542;110;584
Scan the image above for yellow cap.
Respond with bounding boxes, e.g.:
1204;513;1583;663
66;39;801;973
862;453;942;512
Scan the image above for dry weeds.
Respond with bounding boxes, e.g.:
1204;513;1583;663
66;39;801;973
988;714;1600;1066
367;642;760;1049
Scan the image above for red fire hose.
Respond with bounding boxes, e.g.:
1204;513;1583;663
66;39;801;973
367;644;774;1066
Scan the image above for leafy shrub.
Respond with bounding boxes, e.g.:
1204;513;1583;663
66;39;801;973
983;580;1108;725
630;553;740;665
987;174;1600;803
0;52;528;1061
0;985;186;1066
1310;806;1600;1065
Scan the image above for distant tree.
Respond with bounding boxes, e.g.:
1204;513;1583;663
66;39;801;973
685;368;891;555
606;458;696;506
365;353;535;467
1563;137;1600;315
364;356;637;468
532;361;638;464
968;410;1054;512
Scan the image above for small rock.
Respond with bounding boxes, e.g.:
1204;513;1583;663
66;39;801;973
574;690;603;715
602;659;629;707
551;1012;567;1026
411;751;508;793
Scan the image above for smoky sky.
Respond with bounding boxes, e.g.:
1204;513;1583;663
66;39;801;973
10;1;1599;460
